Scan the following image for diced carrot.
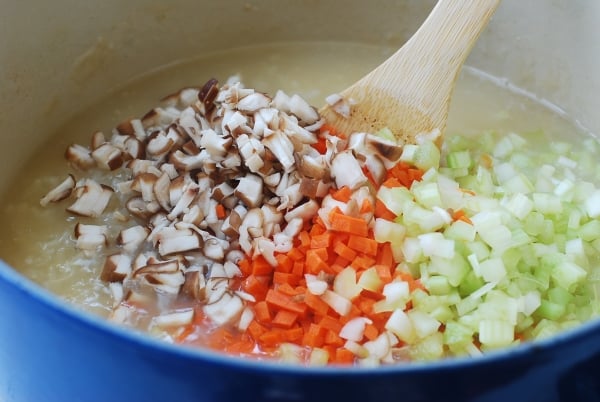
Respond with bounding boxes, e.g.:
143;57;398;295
375;242;395;267
324;330;345;347
298;231;311;248
252;256;274;276
277;282;303;296
359;198;373;214
282;327;304;343
292;261;305;277
309;222;327;237
259;329;285;346
333;240;358;261
363;324;379;341
265;289;308;316
242;275;269;301
331;186;352;203
318;315;343;333
247;320;267;340
275;254;294;273
329;212;369;237
351;254;376;270
310;232;333;249
303;323;325;348
304;291;330;316
254;301;272;324
215;203;227;219
238;258;252;276
312;136;327;154
374;199;396;221
356;296;376;315
334;348;355;365
272;310;299;329
319;123;345;138
375;264;393;284
273;272;299;287
347;235;378;256
288;248;305;261
305;249;329;275
382;177;402;188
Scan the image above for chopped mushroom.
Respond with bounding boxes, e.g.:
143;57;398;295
40;174;75;206
66;179;113;218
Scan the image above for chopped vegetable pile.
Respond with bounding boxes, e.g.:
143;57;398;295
41;78;600;366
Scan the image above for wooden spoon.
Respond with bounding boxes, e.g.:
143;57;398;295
320;0;501;144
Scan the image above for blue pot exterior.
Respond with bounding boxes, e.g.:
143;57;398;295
1;261;600;402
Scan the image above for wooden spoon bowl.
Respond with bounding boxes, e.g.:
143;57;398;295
320;0;501;144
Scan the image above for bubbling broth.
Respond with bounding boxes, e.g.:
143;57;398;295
1;42;599;365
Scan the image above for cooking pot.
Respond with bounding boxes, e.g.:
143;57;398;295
1;1;599;401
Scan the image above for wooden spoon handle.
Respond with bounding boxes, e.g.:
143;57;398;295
376;0;501;116
321;0;501;143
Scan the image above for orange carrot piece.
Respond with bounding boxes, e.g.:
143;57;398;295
292;261;305;277
288;248;305;261
329;212;369;237
304;291;330;316
265;289;308;316
351;255;376;270
318;315;343;333
363;324;379;341
333;240;358;261
347;235;378;256
375;264;393;284
303;323;325;348
254;301;272;323
334;348;355;365
282;327;304;343
275;254;294;273
305;249;329;275
272;310;299;329
298;231;311;248
242;275;269;301
273;272;299;287
259;329;285;346
359;198;373;214
252;256;274;276
247;320;267;340
324;330;345;347
312;136;327;154
376;242;395;267
331;186;352;203
374;199;396;221
310;232;333;249
215;203;227;219
382;177;403;188
238;258;252;276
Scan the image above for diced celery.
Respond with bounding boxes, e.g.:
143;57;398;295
413;140;441;171
428;254;469;287
478;258;506;283
458;271;485;297
424;275;451;295
579;220;600;241
535;299;566;321
408;310;441;338
444;320;474;351
444;220;476;242
446;150;472;169
478;319;514;347
412;182;443;209
409;332;444;361
551;260;587;290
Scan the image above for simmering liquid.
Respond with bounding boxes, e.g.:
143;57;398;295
0;42;592;325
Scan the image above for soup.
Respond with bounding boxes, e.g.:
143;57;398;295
1;42;598;366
